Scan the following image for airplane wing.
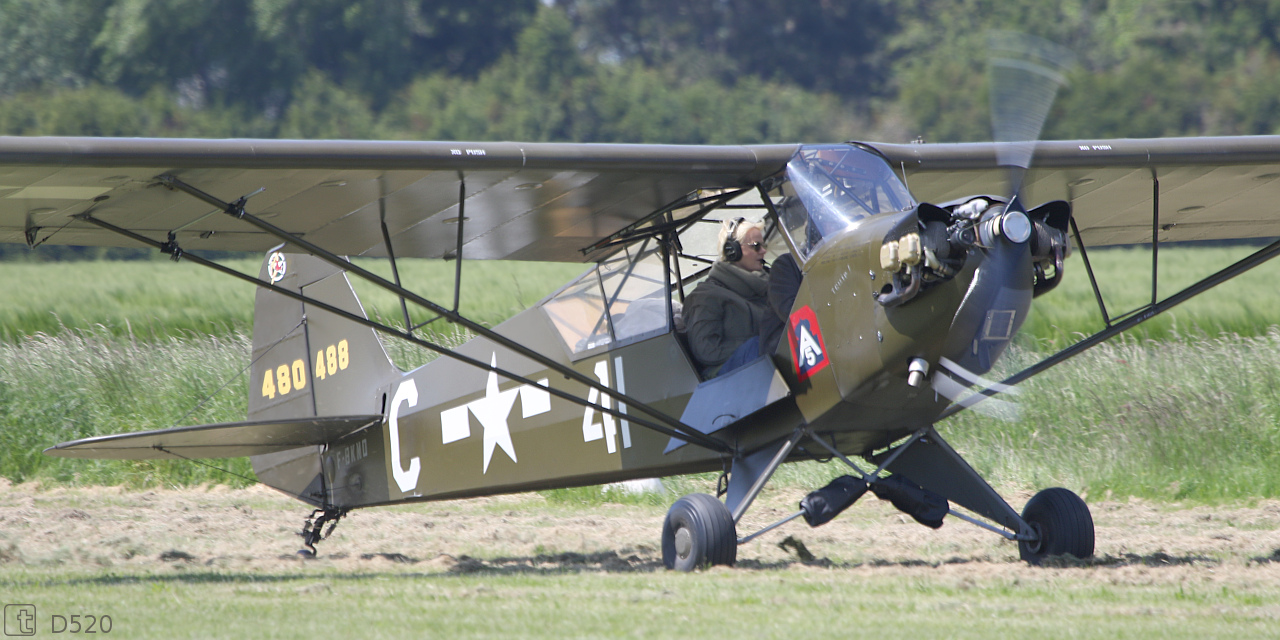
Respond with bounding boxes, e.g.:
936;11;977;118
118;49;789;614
44;415;382;459
6;135;1280;260
0;136;796;262
873;136;1280;247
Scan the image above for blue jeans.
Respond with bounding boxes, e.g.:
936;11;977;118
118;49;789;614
718;336;761;377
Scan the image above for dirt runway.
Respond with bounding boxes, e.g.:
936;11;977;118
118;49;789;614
4;479;1280;583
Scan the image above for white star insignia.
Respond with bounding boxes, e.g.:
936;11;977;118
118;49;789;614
473;354;520;474
438;353;550;474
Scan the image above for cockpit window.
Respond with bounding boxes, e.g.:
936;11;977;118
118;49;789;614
542;239;672;357
780;144;916;259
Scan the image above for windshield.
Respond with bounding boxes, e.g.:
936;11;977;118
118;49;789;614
781;144;916;259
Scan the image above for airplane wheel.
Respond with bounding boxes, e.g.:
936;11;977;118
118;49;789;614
1018;487;1094;565
661;493;737;571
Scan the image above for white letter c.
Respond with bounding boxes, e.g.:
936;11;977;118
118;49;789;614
389;379;421;493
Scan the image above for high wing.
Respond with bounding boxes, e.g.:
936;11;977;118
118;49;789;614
6;135;1280;259
874;136;1280;246
0;137;795;262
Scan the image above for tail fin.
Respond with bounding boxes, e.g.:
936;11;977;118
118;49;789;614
249;251;398;421
248;251;397;503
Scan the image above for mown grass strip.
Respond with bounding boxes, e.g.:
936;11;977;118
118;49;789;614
3;565;1278;639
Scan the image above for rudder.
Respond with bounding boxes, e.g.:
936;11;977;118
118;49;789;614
248;250;398;502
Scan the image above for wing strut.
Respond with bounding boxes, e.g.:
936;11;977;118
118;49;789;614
76;211;733;455
377;175;414;338
1069;215;1112;325
452;171;466;313
939;233;1280;420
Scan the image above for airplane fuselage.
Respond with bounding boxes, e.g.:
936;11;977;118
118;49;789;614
307;200;1029;510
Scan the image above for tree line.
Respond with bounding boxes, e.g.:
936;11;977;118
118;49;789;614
5;0;1278;144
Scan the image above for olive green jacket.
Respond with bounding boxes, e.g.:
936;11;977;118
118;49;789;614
684;262;771;375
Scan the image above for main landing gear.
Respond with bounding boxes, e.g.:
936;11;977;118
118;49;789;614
1018;487;1095;564
659;426;1095;571
661;494;737;570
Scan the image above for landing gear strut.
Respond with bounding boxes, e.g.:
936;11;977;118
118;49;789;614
298;507;348;557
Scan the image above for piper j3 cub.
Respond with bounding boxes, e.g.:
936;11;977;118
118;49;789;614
22;58;1280;571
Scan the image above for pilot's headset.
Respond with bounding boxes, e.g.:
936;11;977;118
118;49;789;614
721;217;746;262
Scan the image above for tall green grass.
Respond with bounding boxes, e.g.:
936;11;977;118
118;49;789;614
943;331;1280;501
0;256;585;342
5;246;1280;499
4;245;1277;346
9;327;1280;500
0;328;254;486
1022;244;1280;346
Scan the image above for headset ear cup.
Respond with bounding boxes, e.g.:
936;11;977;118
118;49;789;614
723;217;744;262
723;238;742;262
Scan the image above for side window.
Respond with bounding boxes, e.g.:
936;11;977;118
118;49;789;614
542;241;672;357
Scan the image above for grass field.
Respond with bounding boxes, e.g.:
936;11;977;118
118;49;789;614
0;256;586;343
5;247;1280;638
3;245;1279;343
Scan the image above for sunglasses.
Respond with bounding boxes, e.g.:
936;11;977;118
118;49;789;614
742;242;765;251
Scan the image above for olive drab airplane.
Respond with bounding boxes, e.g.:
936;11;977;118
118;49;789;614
15;39;1280;569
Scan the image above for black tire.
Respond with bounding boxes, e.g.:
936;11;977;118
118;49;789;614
1018;487;1095;564
661;493;737;571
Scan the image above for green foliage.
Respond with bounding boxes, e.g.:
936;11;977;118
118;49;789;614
0;0;105;95
1049;53;1211;139
560;0;900;100
253;0;538;108
278;70;377;139
5;0;1280;143
0;85;157;137
93;0;269;109
384;26;865;145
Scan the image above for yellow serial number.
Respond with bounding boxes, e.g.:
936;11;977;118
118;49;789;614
261;339;350;399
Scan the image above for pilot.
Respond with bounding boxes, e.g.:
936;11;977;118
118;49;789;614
684;218;772;378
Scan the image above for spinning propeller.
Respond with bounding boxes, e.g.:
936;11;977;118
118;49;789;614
931;32;1076;419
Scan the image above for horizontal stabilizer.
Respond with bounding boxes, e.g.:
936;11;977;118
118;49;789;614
44;415;382;460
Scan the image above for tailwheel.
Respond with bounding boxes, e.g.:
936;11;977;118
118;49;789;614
1018;487;1094;565
297;507;347;558
662;493;737;571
